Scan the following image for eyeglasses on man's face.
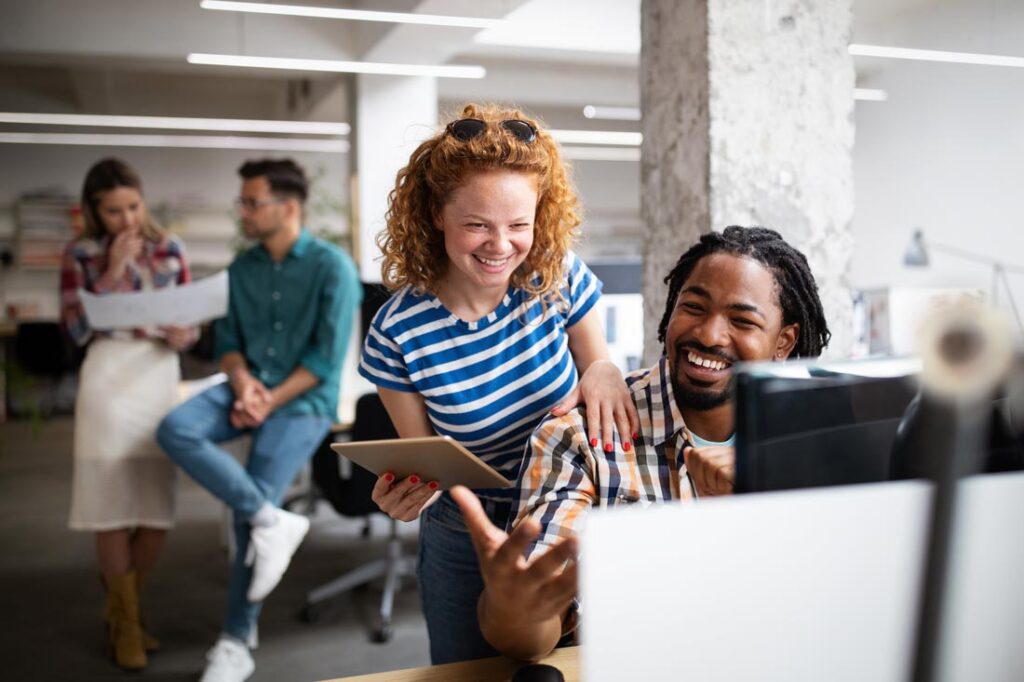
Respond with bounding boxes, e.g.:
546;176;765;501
445;118;538;143
233;197;285;212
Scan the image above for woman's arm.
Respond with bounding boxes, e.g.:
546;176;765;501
556;307;640;452
370;387;441;521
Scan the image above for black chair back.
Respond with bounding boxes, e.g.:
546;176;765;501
313;393;398;518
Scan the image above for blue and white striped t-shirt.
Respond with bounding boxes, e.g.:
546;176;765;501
359;252;603;484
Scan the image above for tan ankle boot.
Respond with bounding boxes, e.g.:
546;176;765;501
104;571;147;670
102;572;160;653
134;570;160;652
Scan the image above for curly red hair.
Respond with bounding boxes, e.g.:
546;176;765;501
378;103;581;301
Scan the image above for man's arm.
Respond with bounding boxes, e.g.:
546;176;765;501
298;252;362;391
452;487;576;662
455;415;599;661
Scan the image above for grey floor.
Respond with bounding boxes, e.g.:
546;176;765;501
0;416;431;681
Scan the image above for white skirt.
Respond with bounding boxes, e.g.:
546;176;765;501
68;338;180;531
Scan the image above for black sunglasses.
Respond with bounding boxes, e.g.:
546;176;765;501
445;118;538;143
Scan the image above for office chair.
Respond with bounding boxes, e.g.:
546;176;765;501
300;392;417;643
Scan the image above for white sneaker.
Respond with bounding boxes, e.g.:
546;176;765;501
246;507;310;602
199;638;254;682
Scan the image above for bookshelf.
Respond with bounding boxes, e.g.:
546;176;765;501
14;196;76;270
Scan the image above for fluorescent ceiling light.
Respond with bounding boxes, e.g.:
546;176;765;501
0;112;348;135
549;129;642;146
0;132;348;153
200;0;502;29
560;146;640;162
849;43;1024;68
583;105;642;121
187;53;486;79
582;89;885;123
853;88;888;102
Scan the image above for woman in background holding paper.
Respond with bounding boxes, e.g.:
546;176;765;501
60;158;197;671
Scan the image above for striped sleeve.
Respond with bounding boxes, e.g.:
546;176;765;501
358;290;415;392
564;251;602;326
512;411;598;561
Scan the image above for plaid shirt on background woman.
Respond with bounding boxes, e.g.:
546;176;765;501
60;233;197;346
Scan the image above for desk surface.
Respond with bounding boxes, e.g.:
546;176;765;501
323;646;579;682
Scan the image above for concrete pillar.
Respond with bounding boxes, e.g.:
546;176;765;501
640;0;855;362
353;75;437;282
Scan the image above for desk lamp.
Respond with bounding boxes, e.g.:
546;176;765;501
903;229;1024;337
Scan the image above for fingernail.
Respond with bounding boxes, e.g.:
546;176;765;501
428;481;438;490
384;473;394;482
632;432;639;441
590;438;598;448
624;442;632;452
409;475;420;484
604;443;613;453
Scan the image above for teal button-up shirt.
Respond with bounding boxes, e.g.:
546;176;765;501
214;229;362;419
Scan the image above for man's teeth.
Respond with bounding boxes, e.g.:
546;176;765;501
687;351;729;371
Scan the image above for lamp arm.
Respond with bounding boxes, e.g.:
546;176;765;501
996;267;1024;338
927;241;1024;273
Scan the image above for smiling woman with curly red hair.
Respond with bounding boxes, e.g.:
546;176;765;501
359;103;639;664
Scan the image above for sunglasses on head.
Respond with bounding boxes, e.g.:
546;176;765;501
445;118;538;143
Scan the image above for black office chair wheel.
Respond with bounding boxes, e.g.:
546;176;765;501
299;603;322;624
370;623;393;643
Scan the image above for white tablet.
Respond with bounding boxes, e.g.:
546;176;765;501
330;436;513;490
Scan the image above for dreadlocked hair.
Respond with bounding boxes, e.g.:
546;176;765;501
656;226;831;359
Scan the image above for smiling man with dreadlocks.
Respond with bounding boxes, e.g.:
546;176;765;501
449;225;832;662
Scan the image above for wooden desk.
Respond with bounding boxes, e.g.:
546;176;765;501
323;646;580;682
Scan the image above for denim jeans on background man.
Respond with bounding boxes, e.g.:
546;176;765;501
155;383;330;641
417;492;512;664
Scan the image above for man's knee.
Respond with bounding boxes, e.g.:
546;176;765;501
156;408;193;456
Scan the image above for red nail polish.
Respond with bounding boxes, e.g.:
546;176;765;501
632;432;639;441
384;473;394;482
604;443;613;453
409;475;420;484
428;481;438;490
590;438;598;448
624;442;632;452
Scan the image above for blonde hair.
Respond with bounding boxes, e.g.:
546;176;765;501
80;157;164;241
378;103;581;302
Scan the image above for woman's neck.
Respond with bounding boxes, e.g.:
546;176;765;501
435;276;508;322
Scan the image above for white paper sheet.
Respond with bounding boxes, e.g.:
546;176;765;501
79;270;228;329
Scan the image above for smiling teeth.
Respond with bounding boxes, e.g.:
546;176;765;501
687;351;729;371
476;255;510;267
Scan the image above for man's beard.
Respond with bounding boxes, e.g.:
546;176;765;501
671;372;733;412
669;340;735;413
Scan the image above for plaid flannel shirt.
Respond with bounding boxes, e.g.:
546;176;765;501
60;233;196;346
512;355;698;561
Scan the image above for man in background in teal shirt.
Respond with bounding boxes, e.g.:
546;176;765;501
157;158;361;682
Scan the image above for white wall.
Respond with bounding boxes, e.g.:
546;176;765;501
852;0;1024;340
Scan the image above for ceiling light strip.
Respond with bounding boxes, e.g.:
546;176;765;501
187;53;486;79
581;89;887;123
849;43;1024;68
0;132;349;153
560;146;640;162
549;129;642;146
582;105;642;121
0;112;349;135
853;88;888;102
199;0;502;29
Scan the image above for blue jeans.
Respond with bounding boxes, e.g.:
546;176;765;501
417;492;512;664
156;383;330;641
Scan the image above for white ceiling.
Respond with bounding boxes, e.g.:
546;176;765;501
0;0;1020;123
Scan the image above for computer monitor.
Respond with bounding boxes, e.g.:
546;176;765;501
734;357;921;494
